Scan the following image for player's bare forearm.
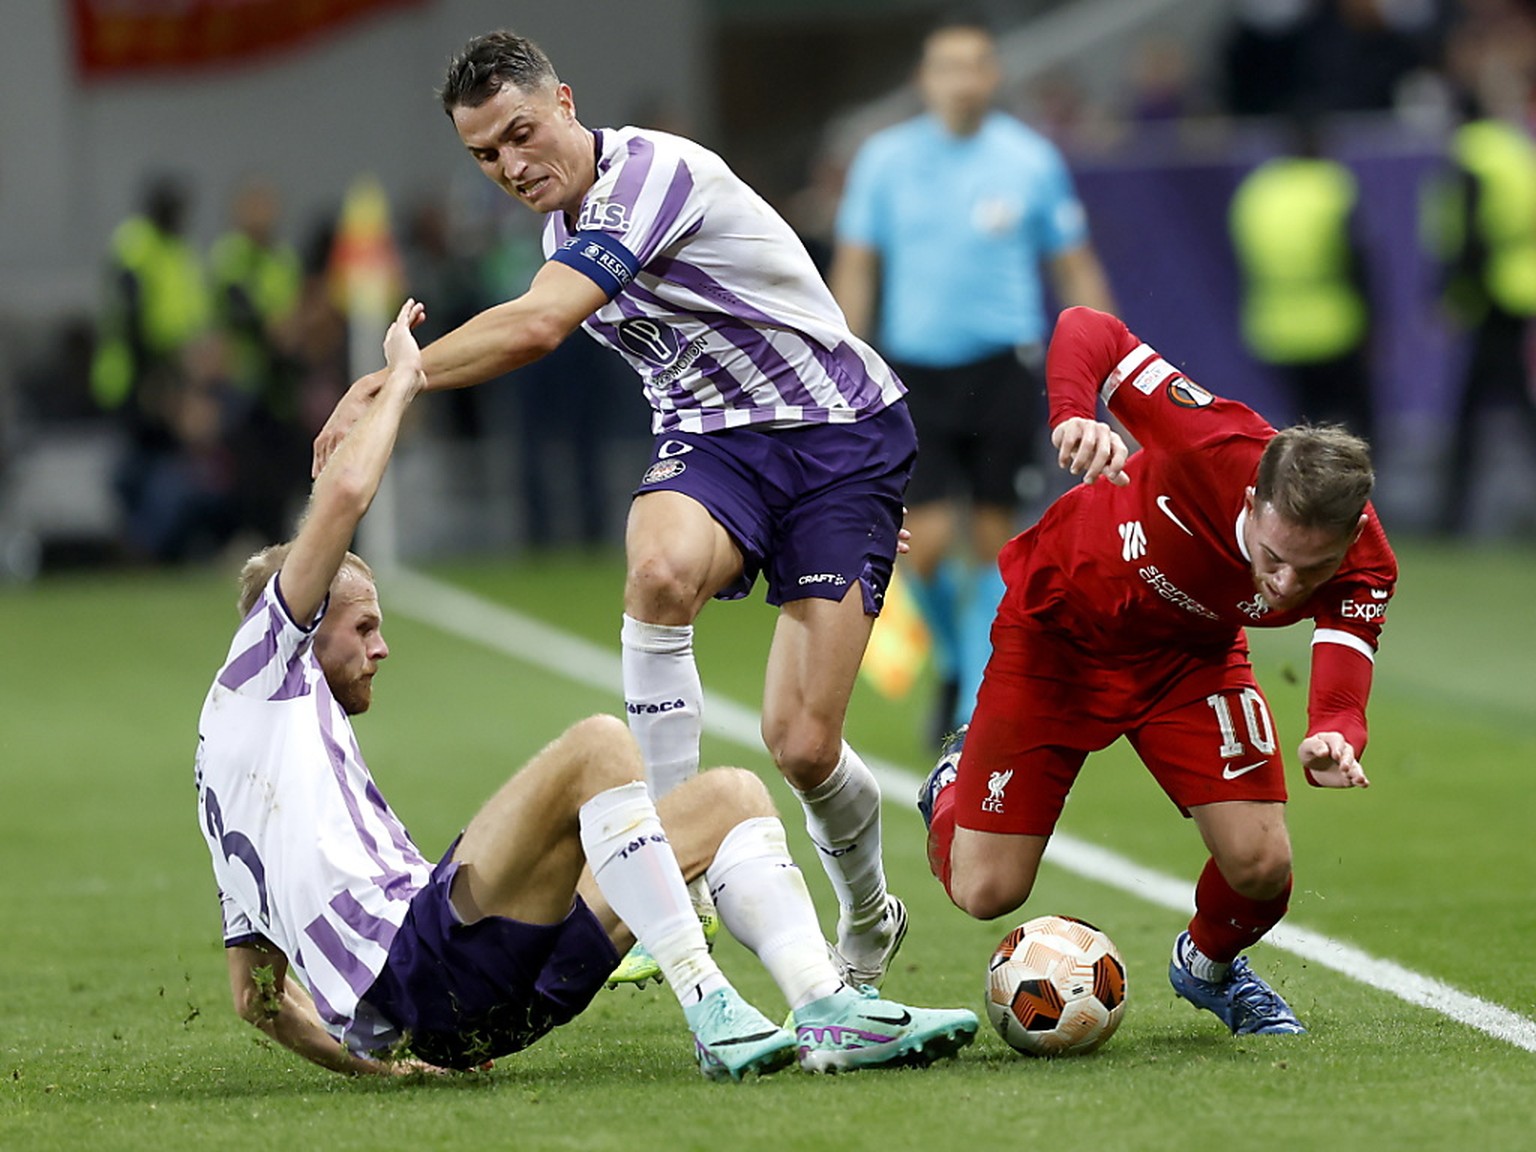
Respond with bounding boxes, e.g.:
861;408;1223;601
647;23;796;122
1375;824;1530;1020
418;260;609;392
828;242;879;339
1049;244;1117;315
227;944;427;1078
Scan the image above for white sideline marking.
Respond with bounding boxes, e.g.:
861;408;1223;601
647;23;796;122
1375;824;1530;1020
388;567;1536;1054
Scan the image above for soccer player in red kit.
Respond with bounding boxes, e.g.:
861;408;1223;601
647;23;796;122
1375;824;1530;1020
919;306;1397;1035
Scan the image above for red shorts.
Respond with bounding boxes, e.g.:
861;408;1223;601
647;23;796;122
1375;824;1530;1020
954;616;1288;837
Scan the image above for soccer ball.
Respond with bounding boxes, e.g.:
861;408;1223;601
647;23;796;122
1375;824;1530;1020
985;914;1127;1056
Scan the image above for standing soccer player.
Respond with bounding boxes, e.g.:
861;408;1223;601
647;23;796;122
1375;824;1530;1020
920;307;1397;1035
831;16;1115;740
314;31;913;988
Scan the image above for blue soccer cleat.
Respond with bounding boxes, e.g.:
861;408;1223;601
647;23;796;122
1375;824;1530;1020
684;988;798;1082
1168;931;1307;1035
794;984;978;1073
917;724;967;830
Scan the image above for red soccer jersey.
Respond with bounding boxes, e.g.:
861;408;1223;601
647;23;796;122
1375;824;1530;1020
998;308;1398;755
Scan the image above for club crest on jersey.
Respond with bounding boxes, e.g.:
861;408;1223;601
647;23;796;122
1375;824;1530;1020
1167;378;1215;409
618;318;681;366
641;459;686;485
576;199;630;233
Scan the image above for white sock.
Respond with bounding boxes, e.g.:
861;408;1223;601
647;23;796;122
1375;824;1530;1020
621;614;703;799
1176;934;1231;983
707;817;844;1012
579;781;726;1007
796;742;888;934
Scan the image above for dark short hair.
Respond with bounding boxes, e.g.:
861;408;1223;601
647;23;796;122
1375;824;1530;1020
1253;424;1374;536
439;30;558;116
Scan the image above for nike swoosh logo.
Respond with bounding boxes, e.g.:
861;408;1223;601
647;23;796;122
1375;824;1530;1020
861;1009;913;1026
713;1029;783;1047
1222;760;1267;780
1156;495;1194;536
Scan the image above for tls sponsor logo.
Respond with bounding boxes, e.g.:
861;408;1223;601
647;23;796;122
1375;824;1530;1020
1118;520;1147;561
576;199;630;233
641;459;686;484
1167;378;1215;408
626;698;687;715
797;572;847;587
982;769;1013;814
1341;599;1388;622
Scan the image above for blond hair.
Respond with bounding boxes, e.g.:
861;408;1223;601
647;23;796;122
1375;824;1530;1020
236;543;374;618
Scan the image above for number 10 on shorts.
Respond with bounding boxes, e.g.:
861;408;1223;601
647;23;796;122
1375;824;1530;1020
1205;687;1276;761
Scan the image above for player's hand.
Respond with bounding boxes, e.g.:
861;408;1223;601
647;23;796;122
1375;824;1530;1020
896;508;911;555
312;370;385;477
383;297;428;384
363;1055;448;1078
1051;418;1129;486
1298;732;1370;788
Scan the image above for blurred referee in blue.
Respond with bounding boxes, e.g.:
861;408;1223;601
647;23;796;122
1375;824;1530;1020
830;15;1115;740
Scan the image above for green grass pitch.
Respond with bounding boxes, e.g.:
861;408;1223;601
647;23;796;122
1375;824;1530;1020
2;541;1533;1151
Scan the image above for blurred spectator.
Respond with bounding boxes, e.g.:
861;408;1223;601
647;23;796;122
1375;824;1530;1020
1297;0;1440;115
1220;0;1315;117
289;215;353;439
1422;83;1536;534
89;175;233;562
1128;36;1195;123
830;16;1115;740
1229;117;1375;441
487;208;632;548
210;176;306;543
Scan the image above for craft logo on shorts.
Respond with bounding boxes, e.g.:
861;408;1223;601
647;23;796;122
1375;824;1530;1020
641;459;686;485
797;572;847;587
1167;377;1215;409
982;769;1013;814
618;318;681;366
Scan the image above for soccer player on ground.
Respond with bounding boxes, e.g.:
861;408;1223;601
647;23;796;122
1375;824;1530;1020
199;300;977;1081
919;307;1398;1035
313;31;917;990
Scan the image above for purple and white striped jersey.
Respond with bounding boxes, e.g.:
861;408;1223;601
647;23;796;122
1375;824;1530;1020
194;574;430;1055
545;127;906;434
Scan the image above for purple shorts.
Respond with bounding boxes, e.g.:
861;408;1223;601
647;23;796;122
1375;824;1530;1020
634;402;917;613
361;841;619;1070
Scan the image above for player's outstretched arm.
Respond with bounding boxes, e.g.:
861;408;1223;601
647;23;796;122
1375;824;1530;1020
226;943;435;1077
312;263;607;475
285;298;426;624
1298;732;1370;789
1051;416;1129;486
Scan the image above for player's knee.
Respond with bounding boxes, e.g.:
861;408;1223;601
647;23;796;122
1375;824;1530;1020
624;554;705;621
1217;845;1293;901
946;857;1034;921
761;715;840;790
693;766;776;821
562;714;643;791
